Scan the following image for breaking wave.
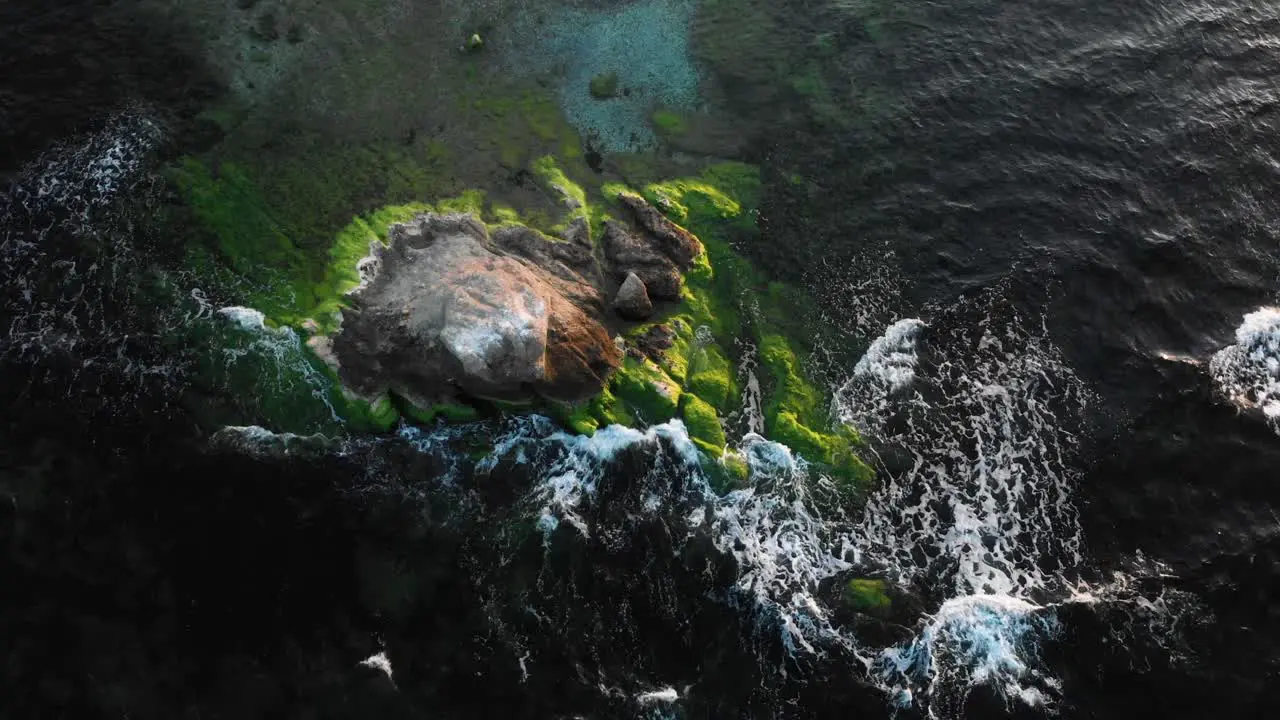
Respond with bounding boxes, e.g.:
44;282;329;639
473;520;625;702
214;305;342;423
1210;307;1280;433
204;280;1210;718
204;290;1096;717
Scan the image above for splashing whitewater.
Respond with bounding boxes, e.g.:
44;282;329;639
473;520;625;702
1210;306;1280;434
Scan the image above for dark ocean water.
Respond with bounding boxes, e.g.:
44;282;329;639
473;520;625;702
4;0;1280;718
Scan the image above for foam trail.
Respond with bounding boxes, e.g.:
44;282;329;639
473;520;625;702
841;318;928;436
635;687;679;704
833;293;1094;715
521;418;865;665
209;425;337;458
359;652;396;687
732;341;766;437
843;305;1088;599
0;109;193;403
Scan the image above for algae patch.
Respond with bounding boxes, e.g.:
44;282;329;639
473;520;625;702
567;162;873;488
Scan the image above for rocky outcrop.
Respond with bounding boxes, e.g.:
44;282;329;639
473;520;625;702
617;191;703;267
329;194;702;410
602;221;684;300
603;192;705;301
613;272;653;320
332;213;620;404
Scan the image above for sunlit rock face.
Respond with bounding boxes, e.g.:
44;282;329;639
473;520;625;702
333;213;620;404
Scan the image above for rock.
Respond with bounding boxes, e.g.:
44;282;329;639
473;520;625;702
493;224;602;291
332;213;621;404
613;272;653;320
617;192;703;268
630;323;675;362
560;216;592;249
818;570;927;648
589;72;619;99
602;220;683;300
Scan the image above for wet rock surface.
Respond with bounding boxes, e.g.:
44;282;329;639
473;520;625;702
630;322;677;361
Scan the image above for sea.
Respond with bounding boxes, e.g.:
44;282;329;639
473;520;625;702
3;1;1279;718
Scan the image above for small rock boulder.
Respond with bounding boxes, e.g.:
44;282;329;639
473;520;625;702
602;194;705;301
613;272;653;320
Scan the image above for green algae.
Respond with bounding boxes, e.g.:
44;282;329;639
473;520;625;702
651;109;689;137
346;393;401;433
601;162;874;489
531;155;598;236
589;72;620;99
467;91;586;169
843;578;892;615
720;453;750;486
686;342;738;412
397;397;480;425
172;130;457;324
613;356;682;424
698;450;750;495
680;393;727;455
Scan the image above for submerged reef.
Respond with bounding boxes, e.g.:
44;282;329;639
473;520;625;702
502;0;701;152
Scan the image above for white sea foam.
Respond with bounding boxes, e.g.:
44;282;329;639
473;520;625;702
359;651;396;686
18;110;163;228
523;421;701;538
833;293;1094;714
635;687;679;704
876;594;1060;717
853;318;927;395
736;342;766;437
209;425;334;458
841;318;929;436
1210;306;1280;432
0;109;188;393
843;303;1088;600
216;306;341;422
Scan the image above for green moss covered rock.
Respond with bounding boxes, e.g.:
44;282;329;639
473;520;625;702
842;578;892;617
174;105;872;493
681;393;727;456
687;344;738;412
613;357;682;424
589;72;619;99
651;109;688;137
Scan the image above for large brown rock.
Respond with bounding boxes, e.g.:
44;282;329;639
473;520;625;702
332;213;620;404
